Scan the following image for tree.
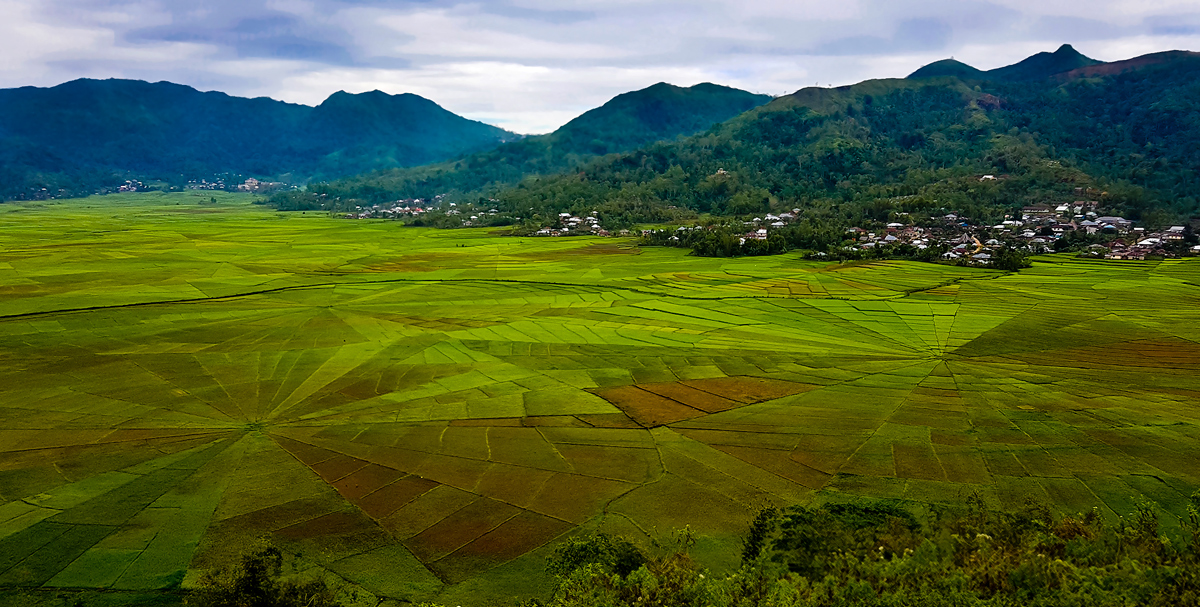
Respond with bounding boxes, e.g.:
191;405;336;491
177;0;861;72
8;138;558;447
187;545;342;607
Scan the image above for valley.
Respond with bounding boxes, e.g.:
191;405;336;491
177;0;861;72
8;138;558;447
1;194;1197;605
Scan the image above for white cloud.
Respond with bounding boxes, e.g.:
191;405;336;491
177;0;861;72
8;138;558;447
0;0;1197;133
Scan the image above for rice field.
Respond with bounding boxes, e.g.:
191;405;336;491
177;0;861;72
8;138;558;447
2;193;1199;605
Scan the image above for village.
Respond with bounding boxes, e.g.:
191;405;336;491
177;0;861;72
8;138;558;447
336;192;1199;263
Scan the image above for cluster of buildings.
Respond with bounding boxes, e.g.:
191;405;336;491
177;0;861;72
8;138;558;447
116;180;143;193
236;178;284;193
186;178;228;191
741;210;801;241
839;203;1196;263
535;212;610;236
343;200;431;220
1099;227;1196;259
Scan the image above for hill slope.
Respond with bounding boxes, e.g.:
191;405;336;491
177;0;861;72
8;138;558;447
298;83;772;204
0;79;516;199
360;49;1200;231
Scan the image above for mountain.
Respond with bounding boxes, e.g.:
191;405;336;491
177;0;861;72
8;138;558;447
988;44;1103;81
293;83;773;205
907;59;985;80
909;44;1103;81
546;82;774;156
304;46;1200;234
0;78;516;199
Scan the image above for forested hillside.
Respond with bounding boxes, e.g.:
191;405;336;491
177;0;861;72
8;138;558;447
293;49;1200;232
301;83;773;204
0;79;516;200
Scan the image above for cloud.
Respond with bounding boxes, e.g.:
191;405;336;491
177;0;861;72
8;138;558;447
2;0;1200;133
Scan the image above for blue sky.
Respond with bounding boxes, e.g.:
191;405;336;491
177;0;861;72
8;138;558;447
2;0;1199;133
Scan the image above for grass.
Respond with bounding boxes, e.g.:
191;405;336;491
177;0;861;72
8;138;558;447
1;193;1199;604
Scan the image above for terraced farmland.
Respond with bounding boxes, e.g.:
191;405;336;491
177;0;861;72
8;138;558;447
2;193;1199;605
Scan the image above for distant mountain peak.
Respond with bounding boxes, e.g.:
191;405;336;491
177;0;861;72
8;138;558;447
908;58;985;80
909;44;1103;82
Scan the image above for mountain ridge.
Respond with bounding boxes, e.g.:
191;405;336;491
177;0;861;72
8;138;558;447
300;82;773;203
0;78;516;199
294;44;1200;234
909;44;1103;81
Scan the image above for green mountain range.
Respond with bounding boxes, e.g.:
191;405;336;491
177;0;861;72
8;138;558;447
0;79;517;199
311;82;773;203
296;46;1200;231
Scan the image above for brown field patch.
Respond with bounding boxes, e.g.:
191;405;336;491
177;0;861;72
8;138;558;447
403;497;520;563
576;413;644;428
431;511;574;583
681;376;817;403
333;464;407;501
272;436;339;466
588;385;704;427
590;376;817;427
309;454;369;483
356;475;440;520
639;382;738;413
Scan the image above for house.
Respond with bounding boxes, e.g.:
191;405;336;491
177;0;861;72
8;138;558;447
1095;216;1132;232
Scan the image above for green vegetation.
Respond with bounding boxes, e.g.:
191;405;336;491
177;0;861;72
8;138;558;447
1;194;1199;605
513;493;1200;607
297;50;1200;237
188;545;341;607
0;79;516;200
275;83;772;209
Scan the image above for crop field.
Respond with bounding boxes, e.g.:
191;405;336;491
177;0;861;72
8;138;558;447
1;193;1199;605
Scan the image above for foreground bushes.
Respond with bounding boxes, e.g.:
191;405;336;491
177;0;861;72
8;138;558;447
523;493;1200;607
186;545;340;607
198;493;1200;607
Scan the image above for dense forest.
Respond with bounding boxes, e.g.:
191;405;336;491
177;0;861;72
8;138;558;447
283;50;1200;232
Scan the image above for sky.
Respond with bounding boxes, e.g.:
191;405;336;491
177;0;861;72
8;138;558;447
2;1;1200;134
